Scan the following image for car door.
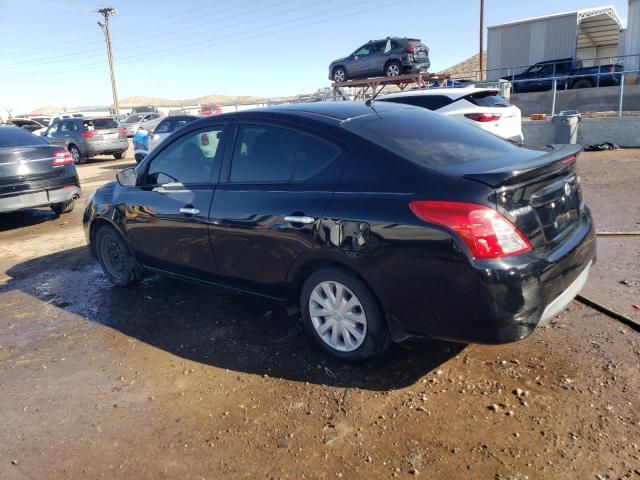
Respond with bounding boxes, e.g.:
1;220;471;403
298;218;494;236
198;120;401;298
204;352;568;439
350;43;373;77
366;40;386;76
209;121;345;299
123;123;228;280
44;120;66;146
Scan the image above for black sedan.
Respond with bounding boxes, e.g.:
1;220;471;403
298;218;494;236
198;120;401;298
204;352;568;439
83;102;596;361
0;125;81;215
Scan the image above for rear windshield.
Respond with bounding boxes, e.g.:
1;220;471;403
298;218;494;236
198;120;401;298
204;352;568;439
83;118;118;130
466;91;510;108
341;107;520;167
125;114;144;123
379;94;453;111
0;127;47;147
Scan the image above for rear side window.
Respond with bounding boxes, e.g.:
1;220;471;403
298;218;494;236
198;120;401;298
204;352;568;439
294;135;340;182
466;91;510;108
0;127;47;147
230;125;299;183
84;118;118;129
381;95;453;111
342;108;517;167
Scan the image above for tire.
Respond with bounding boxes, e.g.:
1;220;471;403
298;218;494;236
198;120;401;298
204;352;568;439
51;200;75;215
113;151;125;160
384;61;402;77
300;267;389;361
95;225;140;287
69;144;84;165
572;79;593;89
333;66;347;83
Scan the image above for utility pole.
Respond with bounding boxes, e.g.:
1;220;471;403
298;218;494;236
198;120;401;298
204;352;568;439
479;0;485;81
97;7;119;115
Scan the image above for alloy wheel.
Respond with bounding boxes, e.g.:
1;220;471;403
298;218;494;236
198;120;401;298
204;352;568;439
386;64;400;76
70;146;80;164
308;281;367;352
334;69;345;82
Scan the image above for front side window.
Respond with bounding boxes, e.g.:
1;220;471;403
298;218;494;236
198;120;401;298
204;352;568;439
154;119;172;134
46;122;60;136
354;44;371;56
230;125;299;183
146;125;224;185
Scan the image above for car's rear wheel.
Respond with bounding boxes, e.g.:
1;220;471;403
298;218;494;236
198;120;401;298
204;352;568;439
385;61;401;77
333;67;347;83
300;268;389;361
69;144;83;164
95;225;140;287
113;151;125;160
51;200;75;215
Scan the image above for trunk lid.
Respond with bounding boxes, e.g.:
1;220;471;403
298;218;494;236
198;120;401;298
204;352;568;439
0;145;64;185
464;144;583;251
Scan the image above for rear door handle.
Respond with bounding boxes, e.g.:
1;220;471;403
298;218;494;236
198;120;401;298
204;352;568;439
284;215;315;224
179;207;200;216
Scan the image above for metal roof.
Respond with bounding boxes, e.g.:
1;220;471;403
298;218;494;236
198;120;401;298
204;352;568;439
488;6;623;50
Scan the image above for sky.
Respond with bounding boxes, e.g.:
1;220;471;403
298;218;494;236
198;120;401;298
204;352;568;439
0;0;630;113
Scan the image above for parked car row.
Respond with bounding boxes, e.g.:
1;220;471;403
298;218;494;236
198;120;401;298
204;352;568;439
83;101;595;362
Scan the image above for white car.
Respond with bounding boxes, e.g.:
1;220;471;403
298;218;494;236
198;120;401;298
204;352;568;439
379;87;524;143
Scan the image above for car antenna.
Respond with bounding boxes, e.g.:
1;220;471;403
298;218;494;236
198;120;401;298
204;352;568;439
365;86;384;108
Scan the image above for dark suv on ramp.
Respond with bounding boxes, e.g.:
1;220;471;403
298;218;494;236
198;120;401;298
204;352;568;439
329;37;430;83
84;102;595;361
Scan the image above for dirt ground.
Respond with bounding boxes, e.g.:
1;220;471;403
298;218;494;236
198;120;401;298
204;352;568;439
0;148;639;480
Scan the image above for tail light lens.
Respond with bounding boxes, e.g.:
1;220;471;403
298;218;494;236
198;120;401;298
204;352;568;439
52;150;73;166
409;201;532;260
201;133;209;145
465;113;502;122
118;127;127;136
82;130;94;138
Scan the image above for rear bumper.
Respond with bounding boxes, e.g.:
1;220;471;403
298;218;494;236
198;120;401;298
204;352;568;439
370;207;596;344
0;184;81;213
85;139;128;156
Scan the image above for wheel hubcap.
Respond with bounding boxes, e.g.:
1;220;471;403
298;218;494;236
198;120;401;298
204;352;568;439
335;70;345;82
101;237;126;278
387;65;400;76
309;281;367;352
71;148;80;163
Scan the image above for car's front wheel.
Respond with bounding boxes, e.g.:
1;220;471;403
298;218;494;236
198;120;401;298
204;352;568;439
95;225;140;287
333;67;347;83
300;268;389;361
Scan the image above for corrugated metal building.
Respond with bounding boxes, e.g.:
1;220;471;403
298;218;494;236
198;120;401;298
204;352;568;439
487;6;624;79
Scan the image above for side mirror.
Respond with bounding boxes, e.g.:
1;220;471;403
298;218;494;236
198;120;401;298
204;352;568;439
116;167;137;187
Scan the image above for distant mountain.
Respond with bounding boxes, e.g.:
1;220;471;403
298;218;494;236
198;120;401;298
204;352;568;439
119;94;276;107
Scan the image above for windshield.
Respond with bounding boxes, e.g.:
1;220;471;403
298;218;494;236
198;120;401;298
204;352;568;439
125;114;145;123
341;107;538;168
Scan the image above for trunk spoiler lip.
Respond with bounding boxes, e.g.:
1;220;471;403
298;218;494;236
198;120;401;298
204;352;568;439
463;144;582;188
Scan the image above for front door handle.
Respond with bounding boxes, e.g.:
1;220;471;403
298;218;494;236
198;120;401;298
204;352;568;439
284;215;315;224
179;207;200;216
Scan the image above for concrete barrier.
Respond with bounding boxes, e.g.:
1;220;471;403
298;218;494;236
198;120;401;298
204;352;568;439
522;116;640;147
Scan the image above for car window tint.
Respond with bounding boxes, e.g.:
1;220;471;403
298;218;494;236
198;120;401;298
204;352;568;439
466;92;510;108
354;45;371;56
174;119;192;129
342;108;522;167
146;126;224;185
230;125;299;183
294;134;339;182
88;118;119;129
60;120;78;132
381;95;453;111
155;119;172;133
0;127;48;147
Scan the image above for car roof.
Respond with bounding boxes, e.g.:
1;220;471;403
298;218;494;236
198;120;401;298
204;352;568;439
262;101;413;121
381;87;498;100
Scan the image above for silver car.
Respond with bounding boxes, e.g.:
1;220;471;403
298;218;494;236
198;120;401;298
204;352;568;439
148;115;198;151
121;112;165;137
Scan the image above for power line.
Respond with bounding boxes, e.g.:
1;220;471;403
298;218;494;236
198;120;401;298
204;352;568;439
0;0;414;81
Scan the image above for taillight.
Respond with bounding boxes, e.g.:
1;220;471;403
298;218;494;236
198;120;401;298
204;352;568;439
409;201;532;260
406;46;415;53
118;127;127;136
52;150;73;166
82;130;94;138
465;113;502;122
201;133;209;145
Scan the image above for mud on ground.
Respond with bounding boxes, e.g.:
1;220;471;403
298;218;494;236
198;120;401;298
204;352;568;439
0;150;639;479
